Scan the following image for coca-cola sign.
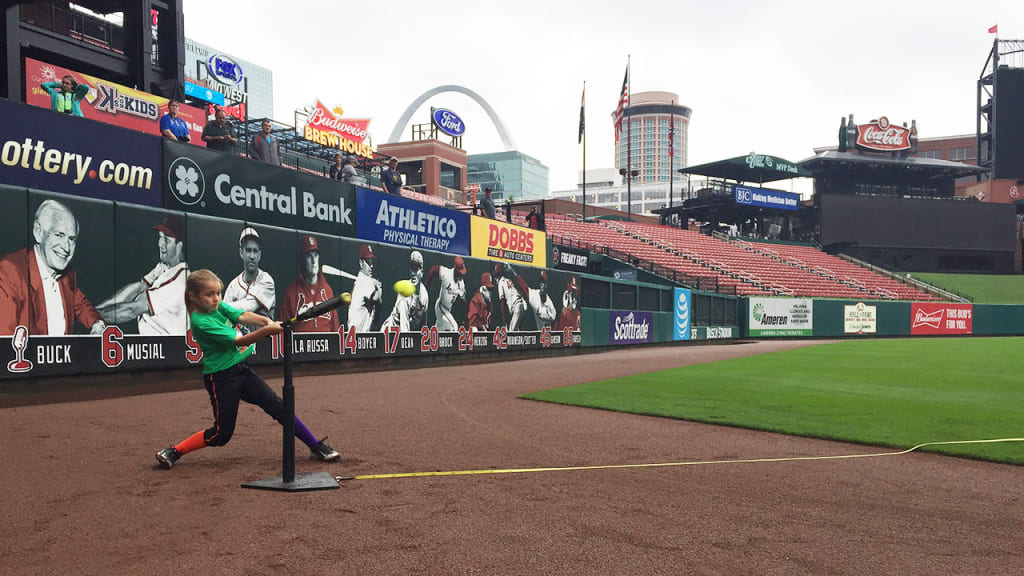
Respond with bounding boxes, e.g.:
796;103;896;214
306;100;370;144
855;116;910;152
431;108;466;137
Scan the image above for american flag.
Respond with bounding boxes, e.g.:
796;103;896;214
614;63;629;142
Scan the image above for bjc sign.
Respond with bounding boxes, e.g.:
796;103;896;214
910;303;972;335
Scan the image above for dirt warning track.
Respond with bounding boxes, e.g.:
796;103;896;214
1;340;1021;575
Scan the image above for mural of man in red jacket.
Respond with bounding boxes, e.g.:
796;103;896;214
0;199;105;336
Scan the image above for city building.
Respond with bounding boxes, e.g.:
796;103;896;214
378;140;468;202
467;151;549;201
2;0;184;101
184;37;274;120
548;168;691;216
614;91;691;185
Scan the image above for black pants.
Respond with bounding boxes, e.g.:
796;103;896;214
202;362;284;447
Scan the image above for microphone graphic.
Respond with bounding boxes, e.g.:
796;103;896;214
7;325;33;373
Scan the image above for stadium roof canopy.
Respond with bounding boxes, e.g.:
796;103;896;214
799;151;989;180
679;153;813;183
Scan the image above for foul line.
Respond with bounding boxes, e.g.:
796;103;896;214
337;438;1024;482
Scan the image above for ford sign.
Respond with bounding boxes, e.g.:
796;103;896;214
432;108;466;137
207;54;244;86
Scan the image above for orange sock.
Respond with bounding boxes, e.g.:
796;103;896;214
174;431;207;455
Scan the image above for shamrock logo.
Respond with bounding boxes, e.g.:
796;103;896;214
167;157;205;205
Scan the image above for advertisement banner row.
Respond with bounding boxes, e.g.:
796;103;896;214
0;95;548;270
0;189;579;379
749;298;974;336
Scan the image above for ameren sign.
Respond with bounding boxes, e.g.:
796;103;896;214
748;297;813;337
470;216;547;268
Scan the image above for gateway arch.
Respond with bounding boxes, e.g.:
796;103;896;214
387;85;517;151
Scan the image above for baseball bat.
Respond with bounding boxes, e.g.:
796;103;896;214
321;264;358;281
284;293;351;326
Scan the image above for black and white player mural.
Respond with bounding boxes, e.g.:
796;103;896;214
0;188;583;379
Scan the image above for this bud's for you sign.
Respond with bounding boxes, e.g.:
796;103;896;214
470;216;546;268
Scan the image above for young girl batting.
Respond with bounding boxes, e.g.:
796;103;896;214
156;269;339;468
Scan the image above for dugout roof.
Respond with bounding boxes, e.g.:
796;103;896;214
679;154;813;183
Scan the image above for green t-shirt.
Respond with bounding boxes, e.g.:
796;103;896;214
191;301;254;374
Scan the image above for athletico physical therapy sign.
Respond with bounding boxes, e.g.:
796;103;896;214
0;98;162;206
356;187;470;255
910;302;972;335
470;216;546;268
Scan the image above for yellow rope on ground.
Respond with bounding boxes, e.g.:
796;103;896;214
338;438;1024;482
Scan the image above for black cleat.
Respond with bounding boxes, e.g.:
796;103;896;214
156;446;181;469
310;437;340;462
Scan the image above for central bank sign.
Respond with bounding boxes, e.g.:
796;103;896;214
162;140;355;236
748;298;813;337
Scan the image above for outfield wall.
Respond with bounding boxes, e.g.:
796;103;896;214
740;297;1024;338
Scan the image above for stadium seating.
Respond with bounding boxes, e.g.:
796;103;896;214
547;218;941;300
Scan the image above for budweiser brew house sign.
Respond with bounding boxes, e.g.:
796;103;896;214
302;99;374;158
855;116;910;152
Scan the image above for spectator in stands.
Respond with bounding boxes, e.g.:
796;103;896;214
381;157;402;195
41;75;89;117
328;153;344;180
480;187;496;219
250;119;281;166
526;207;539;229
160;100;190;143
201;108;237;154
342;156;358;184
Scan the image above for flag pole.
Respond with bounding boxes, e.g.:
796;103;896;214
669;99;674;211
626;55;632;222
582;81;586;221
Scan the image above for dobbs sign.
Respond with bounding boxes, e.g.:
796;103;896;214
470;216;546;268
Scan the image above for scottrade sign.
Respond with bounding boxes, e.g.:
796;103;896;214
733;185;799;211
162;140;356;236
609;311;653;345
673;288;692;341
0;98;162;206
470;216;546;268
356;187;470;255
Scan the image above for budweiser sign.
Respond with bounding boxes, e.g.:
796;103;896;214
855;116;910;152
305;100;370;143
910;303;972;335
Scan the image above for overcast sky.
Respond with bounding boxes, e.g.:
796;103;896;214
183;0;1022;193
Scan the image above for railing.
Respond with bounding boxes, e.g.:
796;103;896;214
837;253;969;302
20;1;126;54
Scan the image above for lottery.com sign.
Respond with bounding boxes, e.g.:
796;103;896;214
470;216;546;268
910;303;972;335
25;58;207;142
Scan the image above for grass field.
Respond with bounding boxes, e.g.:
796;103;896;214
913;273;1024;304
522;339;1024;464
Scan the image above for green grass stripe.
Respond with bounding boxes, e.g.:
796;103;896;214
522;338;1024;464
913;273;1024;304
